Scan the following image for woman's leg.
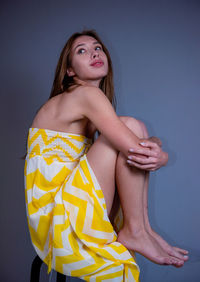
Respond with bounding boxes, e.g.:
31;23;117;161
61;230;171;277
114;117;183;266
139;121;189;261
86;116;184;266
86;133;118;215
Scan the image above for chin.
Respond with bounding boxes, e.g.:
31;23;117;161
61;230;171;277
95;70;108;78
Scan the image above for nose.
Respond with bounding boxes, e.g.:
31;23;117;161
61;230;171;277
91;49;99;58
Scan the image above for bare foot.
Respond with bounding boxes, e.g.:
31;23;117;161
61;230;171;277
117;227;184;267
148;228;189;263
143;213;189;263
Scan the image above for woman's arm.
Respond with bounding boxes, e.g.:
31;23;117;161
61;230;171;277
76;86;155;159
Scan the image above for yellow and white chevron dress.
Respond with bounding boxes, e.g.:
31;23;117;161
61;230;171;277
24;128;140;281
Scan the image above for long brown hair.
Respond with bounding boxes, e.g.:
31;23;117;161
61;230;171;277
49;30;116;109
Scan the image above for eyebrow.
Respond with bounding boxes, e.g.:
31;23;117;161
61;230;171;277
74;41;100;51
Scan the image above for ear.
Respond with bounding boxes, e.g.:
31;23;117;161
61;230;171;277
67;68;75;77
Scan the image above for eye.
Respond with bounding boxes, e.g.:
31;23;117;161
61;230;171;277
77;48;86;54
95;45;102;51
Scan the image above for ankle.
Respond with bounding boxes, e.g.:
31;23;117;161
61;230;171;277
123;221;146;237
144;220;152;231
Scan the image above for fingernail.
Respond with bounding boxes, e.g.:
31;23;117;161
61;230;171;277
127;160;132;164
140;142;146;146
128;156;133;160
184;255;188;259
129;148;134;152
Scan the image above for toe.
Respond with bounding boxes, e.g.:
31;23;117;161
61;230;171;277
162;257;173;265
174;260;184;268
168;248;188;261
173;247;189;260
173;246;189;255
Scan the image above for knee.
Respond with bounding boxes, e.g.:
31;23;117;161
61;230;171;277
119;116;149;139
138;120;149;139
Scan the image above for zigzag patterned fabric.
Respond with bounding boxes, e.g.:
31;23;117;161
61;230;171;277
24;128;140;281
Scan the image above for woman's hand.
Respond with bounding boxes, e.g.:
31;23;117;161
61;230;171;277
127;137;168;171
148;136;162;147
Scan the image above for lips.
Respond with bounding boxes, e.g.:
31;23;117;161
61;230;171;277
90;60;104;67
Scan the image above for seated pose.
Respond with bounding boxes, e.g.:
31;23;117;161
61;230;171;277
24;30;188;281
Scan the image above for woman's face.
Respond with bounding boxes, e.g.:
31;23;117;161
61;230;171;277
67;35;108;86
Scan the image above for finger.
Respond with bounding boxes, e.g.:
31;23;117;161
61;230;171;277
148;136;162;147
126;160;157;171
129;153;147;159
140;140;159;149
148;136;160;142
129;148;159;158
128;155;157;165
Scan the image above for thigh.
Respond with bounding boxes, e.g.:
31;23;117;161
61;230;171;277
86;116;147;216
86;134;118;215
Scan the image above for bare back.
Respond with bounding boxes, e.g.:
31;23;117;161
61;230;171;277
31;85;149;158
31;87;97;139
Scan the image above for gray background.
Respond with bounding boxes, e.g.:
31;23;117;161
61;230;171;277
1;0;200;281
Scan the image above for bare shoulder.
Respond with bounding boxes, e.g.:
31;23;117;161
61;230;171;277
59;85;103;105
58;86;106;123
76;85;110;109
72;85;104;100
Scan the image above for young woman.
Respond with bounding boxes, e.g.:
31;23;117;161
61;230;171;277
24;30;188;281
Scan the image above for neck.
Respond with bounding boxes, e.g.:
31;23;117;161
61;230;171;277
74;77;101;88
